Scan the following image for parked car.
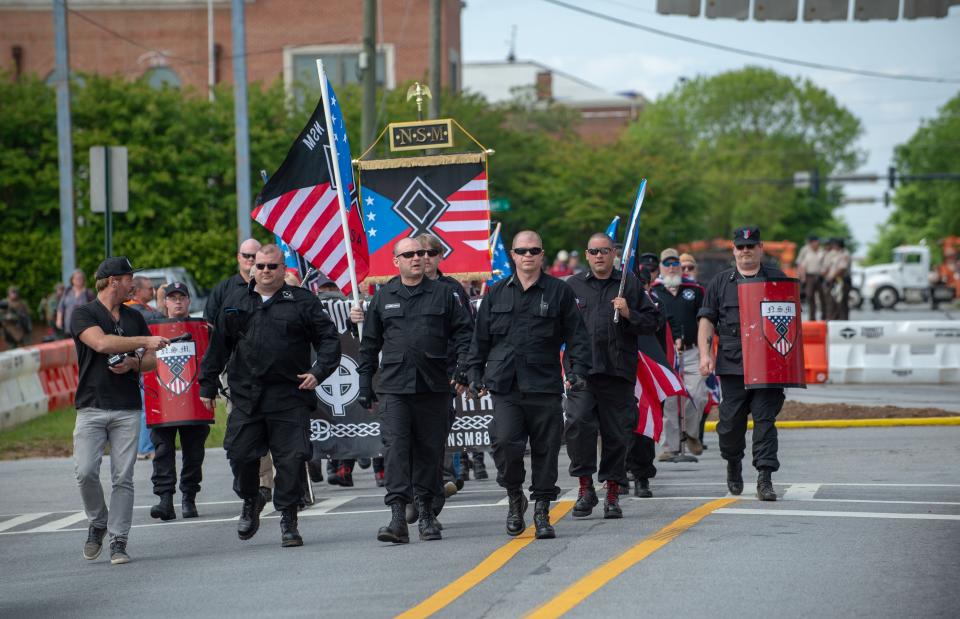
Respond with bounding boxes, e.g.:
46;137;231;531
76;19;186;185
137;266;207;315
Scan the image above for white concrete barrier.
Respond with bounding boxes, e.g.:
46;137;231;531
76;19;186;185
828;321;960;384
0;347;47;431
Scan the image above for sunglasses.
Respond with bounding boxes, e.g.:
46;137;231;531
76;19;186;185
586;247;613;256
255;263;280;270
662;259;680;267
424;249;441;257
240;252;257;260
512;247;543;256
396;250;427;259
734;244;755;251
682;265;696;272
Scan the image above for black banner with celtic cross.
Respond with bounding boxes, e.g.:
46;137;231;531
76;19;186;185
310;299;493;459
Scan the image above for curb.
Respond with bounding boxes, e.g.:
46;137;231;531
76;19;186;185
705;417;960;431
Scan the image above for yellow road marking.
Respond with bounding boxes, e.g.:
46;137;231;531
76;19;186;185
525;497;738;619
396;500;575;619
705;417;960;431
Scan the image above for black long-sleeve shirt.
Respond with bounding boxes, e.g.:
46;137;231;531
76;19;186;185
566;269;662;382
468;272;591;394
199;282;341;414
358;276;473;395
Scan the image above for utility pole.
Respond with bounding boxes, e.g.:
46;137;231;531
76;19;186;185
53;0;76;280
361;0;377;149
429;0;441;120
207;0;215;102
231;0;251;241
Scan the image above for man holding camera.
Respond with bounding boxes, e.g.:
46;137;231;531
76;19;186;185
72;257;170;565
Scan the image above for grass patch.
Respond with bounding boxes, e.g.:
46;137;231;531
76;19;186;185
0;403;228;460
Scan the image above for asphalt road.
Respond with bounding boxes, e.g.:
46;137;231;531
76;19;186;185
1;426;957;618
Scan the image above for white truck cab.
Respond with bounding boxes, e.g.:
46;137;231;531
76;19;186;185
861;245;930;309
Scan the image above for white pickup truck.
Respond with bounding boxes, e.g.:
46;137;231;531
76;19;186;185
859;245;948;310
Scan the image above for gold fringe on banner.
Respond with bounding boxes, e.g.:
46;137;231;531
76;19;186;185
356;152;485;171
364;272;492;285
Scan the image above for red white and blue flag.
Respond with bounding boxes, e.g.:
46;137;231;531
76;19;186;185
358;158;491;279
634;333;686;441
252;81;369;295
704;372;722;416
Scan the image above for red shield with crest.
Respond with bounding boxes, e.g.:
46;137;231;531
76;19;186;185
761;301;798;357
156;341;198;396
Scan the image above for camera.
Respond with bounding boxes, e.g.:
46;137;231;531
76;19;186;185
107;352;135;367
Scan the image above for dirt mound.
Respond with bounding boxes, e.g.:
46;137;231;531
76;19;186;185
778;401;958;421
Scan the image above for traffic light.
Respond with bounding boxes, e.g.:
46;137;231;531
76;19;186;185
888;166;897;190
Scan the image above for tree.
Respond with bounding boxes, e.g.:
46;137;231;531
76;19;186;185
621;67;862;245
868;92;960;264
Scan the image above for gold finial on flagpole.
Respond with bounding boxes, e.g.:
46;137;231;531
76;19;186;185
406;82;432;121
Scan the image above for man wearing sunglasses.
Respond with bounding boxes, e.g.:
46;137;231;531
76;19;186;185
651;248;708;460
697;227;785;502
203;238;262;325
202;238;276;509
200;244;341;548
356;237;474;544
467;230;591;540
564;233;660;519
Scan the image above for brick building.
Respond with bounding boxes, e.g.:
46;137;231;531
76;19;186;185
463;60;645;143
0;0;462;93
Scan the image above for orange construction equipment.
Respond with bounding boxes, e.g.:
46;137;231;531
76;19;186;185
938;236;960;299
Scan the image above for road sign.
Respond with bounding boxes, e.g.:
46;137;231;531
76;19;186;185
89;146;128;213
490;198;511;213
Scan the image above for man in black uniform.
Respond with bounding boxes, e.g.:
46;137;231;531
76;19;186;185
356;237;473;544
468;230;591;539
148;283;210;522
565;233;660;519
697;227;784;501
199;244;341;547
203;238;277;506
203;238;261;323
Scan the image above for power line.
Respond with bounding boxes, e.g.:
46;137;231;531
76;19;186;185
540;0;960;85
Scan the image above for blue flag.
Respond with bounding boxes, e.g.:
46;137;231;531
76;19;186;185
624;179;648;274
276;234;303;277
605;216;620;241
487;232;512;286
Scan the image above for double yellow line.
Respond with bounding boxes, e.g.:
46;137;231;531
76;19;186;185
397;497;737;619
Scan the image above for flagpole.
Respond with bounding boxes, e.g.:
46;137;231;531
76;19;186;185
480;221;502;297
317;60;362;312
614;178;647;324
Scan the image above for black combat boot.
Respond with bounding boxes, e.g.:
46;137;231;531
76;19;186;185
150;493;176;521
533;500;555;539
757;470;777;501
505;489;528;537
726;460;744;496
634;478;653;498
377;502;410;544
572;476;598;518
237;493;265;541
416;496;442;541
280;509;303;547
603;482;623;519
181;492;199;519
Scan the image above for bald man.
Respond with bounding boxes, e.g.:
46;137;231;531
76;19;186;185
467;230;591;539
356;237;474;545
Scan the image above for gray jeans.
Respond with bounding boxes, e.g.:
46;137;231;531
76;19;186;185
73;407;140;539
662;346;708;453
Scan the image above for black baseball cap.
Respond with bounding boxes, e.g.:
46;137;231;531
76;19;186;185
637;252;659;266
163;282;190;297
733;226;761;246
95;256;137;279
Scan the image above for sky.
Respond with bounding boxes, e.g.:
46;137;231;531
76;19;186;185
460;0;960;257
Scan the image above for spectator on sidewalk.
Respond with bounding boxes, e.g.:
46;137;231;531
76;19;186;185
38;283;65;340
2;286;32;349
57;269;94;337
